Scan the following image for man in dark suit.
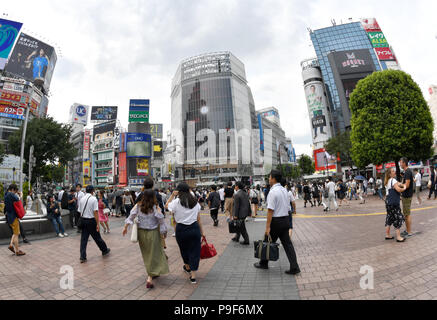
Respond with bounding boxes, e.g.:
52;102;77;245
231;181;250;245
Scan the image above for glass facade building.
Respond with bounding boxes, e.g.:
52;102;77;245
171;52;259;183
310;22;383;133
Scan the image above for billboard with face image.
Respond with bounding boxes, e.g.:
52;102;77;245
5;33;57;91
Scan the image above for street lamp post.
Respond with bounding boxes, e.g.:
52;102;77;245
19;85;34;194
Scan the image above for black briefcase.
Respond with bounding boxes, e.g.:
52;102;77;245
228;219;241;234
254;235;279;261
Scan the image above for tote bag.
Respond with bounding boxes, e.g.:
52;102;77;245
131;217;138;243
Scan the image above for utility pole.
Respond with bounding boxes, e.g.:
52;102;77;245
19;85;34;194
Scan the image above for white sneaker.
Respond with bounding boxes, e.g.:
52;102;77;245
63;233;68;237
58;234;64;238
172;232;176;237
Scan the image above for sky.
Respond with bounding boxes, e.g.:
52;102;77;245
2;0;437;157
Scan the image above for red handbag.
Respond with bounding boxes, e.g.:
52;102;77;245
200;236;217;259
14;200;26;220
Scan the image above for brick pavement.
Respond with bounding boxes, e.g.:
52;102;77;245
2;192;437;300
190;220;300;300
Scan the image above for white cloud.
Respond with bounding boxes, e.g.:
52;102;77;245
3;0;437;157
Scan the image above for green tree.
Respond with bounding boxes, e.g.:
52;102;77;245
8;117;77;183
324;130;353;168
0;144;6;166
350;70;434;177
298;154;315;176
40;164;65;183
277;164;302;180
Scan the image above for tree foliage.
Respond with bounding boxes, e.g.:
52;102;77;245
324;130;353;167
0;144;5;166
277;164;302;180
350;70;433;170
8;117;77;182
298;154;315;175
40;164;65;183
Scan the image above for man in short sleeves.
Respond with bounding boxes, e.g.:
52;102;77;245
254;170;300;275
400;158;414;237
78;185;110;263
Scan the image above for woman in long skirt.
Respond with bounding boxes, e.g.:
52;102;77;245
122;189;169;289
384;168;407;242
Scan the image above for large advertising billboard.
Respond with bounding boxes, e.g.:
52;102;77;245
0;19;23;70
129;99;149;123
153;141;163;158
360;18;381;32
83;129;90;160
304;82;333;147
368;32;388;48
118;152;127;185
70;103;89;125
0;105;25;120
375;47;395;61
137;159;149;176
314;148;336;172
93;120;116;152
330;49;375;75
5;33;57;91
90;106;118;121
149;123;163;139
126;133;151;158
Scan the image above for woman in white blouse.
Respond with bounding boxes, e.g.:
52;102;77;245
122;189;169;289
165;182;205;284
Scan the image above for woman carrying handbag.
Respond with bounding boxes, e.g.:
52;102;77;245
165;183;205;284
122;189;169;289
384;167;407;242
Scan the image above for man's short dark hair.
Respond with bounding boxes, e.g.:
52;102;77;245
211;185;217;191
328;177;333;181
7;184;18;192
143;176;154;189
236;181;244;190
76;184;82;188
227;181;232;187
413;169;418;172
270;170;282;184
280;178;287;187
86;185;95;193
400;157;409;166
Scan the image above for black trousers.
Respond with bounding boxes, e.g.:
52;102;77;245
175;222;201;271
210;208;219;222
234;218;249;243
220;200;225;212
80;218;108;260
260;216;299;270
68;209;75;227
74;210;81;227
428;185;437;198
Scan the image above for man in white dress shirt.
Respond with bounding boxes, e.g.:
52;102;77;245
254;170;300;275
78;185;110;263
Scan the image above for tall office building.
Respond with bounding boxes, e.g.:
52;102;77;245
307;18;400;135
171;52;259;186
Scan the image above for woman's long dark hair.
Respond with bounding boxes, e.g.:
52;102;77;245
178;191;197;209
140;189;158;214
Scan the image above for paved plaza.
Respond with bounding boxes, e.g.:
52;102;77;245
2;192;437;300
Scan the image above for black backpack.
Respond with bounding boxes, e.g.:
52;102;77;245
61;191;69;209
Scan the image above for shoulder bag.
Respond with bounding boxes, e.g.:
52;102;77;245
386;179;400;206
14;200;26;220
77;195;91;229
